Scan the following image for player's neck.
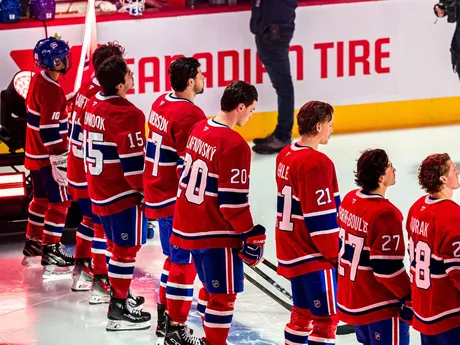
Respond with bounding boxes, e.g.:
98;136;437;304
117;89;127;99
46;70;60;81
369;186;387;198
298;136;319;150
174;90;195;103
432;187;453;200
213;111;235;129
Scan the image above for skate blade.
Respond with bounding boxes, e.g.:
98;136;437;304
71;280;93;292
42;266;72;280
89;295;110;305
106;320;151;332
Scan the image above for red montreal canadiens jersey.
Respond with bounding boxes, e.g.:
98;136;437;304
406;196;460;335
337;189;411;325
67;77;102;199
25;71;68;170
143;93;206;219
170;119;254;250
83;92;145;216
275;143;340;279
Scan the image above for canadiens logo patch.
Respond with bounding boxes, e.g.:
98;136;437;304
314;300;321;308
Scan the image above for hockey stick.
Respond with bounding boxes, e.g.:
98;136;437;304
258;259;356;336
244;272;292;312
249;266;293;300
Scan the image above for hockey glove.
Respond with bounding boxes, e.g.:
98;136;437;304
239;224;266;267
49;152;68;186
399;297;413;325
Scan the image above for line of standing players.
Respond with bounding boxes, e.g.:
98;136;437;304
21;35;460;345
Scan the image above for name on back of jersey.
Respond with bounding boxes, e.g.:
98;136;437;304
186;135;217;161
409;216;429;237
84;112;105;131
339;207;368;233
148;110;169;133
75;93;89;110
277;162;289;180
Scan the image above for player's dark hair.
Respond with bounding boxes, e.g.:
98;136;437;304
354;149;390;192
168;57;201;92
96;56;128;96
418;153;451;194
92;41;125;73
220;80;258;112
297;101;334;136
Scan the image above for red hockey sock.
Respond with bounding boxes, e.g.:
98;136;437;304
108;244;140;299
204;293;236;345
197;285;209;323
75;216;94;259
285;306;313;345
166;262;197;324
26;197;47;239
92;223;108;275
42;201;70;245
159;257;171;306
308;315;338;345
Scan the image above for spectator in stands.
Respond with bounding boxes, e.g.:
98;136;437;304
250;0;297;154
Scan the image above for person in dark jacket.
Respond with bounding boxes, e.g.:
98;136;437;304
250;0;297;154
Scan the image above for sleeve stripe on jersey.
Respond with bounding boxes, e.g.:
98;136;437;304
146;141;179;163
27;107;40;116
304;211;339;235
27;111;40;130
119;152;144;159
341;242;370;268
334;195;341;209
304;208;337;218
161;144;176;152
218;190;248;207
40;124;60;129
370;258;405;277
90;144;119;161
370;255;405;260
182;173;218;194
40;127;63;146
277;196;303;217
219;188;249;193
120;155;144;175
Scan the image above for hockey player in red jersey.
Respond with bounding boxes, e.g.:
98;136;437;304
275;101;340;345
170;81;265;345
406;154;460;344
22;37;75;274
337;149;412;345
68;42;125;301
83;56;150;331
142;57;206;338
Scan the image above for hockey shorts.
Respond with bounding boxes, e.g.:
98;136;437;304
100;205;147;247
191;248;244;294
31;165;69;203
291;269;338;317
78;198;102;225
158;217;191;264
355;317;410;345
